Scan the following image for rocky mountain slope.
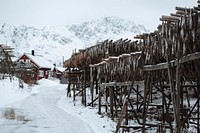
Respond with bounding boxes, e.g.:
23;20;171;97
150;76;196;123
0;16;148;65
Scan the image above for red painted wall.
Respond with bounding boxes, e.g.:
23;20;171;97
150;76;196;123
17;54;50;80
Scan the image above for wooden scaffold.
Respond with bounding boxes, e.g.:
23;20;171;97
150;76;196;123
0;44;15;79
64;1;200;132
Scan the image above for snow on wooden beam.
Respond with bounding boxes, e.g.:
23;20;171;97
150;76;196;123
103;56;119;63
100;81;132;87
119;54;130;58
109;56;119;60
103;58;109;62
94;61;106;67
143;52;200;71
130;51;142;55
89;64;95;67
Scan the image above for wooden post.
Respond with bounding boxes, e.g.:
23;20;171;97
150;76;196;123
161;85;165;123
110;86;114;119
166;44;178;131
175;47;181;133
106;87;108;113
84;67;87;106
73;72;75;101
67;69;71;97
95;68;99;94
198;98;199;133
180;85;183;122
142;72;148;133
142;72;152;133
125;100;128;126
150;84;153;103
81;69;84;105
90;66;94;107
98;79;101;114
137;85;139;111
195;60;200;133
113;86;117;118
197;77;200;133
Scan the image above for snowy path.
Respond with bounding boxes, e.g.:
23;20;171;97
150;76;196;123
0;83;95;133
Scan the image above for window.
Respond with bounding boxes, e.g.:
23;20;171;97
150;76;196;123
26;59;31;63
39;70;44;77
20;59;24;63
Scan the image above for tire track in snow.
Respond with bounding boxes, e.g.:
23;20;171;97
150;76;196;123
0;85;94;133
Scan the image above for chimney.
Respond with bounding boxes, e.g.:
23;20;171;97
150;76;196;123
31;50;34;56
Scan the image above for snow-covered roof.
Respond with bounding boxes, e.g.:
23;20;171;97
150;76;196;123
56;67;66;72
24;53;52;69
51;66;66;72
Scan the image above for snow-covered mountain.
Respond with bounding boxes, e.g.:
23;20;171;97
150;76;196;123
0;16;148;65
68;17;147;47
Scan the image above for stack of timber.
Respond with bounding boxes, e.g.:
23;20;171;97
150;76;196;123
64;1;200;133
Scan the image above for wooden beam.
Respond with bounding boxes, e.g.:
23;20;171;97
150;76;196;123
119;54;130;58
115;99;128;133
79;49;85;53
143;52;200;71
175;6;190;12
170;13;183;18
100;81;132;88
194;6;200;11
134;34;145;39
160;15;180;22
176;10;187;15
162;15;180;20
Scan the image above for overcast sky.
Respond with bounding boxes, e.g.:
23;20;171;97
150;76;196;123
0;0;197;31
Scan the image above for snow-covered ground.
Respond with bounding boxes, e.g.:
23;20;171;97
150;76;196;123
0;77;115;133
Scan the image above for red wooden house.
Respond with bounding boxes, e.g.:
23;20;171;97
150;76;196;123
16;50;51;81
51;64;66;79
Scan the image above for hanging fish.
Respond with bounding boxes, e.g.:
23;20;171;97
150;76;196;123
189;9;192;29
